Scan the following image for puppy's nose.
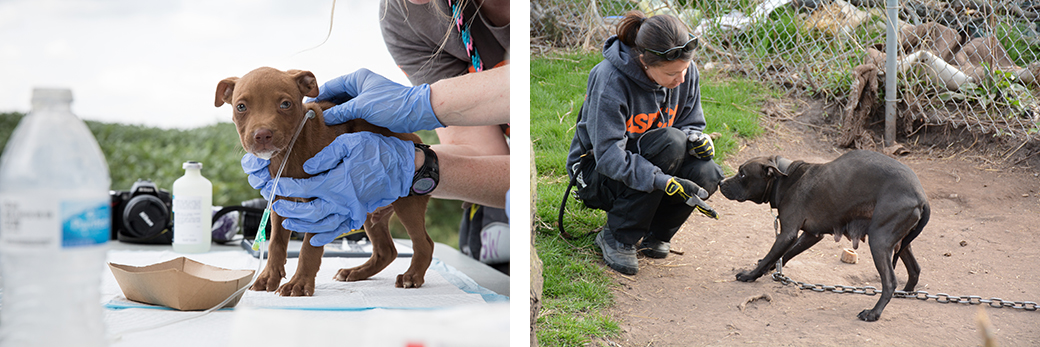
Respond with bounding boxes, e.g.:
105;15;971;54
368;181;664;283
253;128;273;145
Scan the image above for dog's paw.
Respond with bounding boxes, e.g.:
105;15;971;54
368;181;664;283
735;270;759;282
857;309;881;322
277;277;315;297
333;267;372;282
250;267;285;292
396;273;425;288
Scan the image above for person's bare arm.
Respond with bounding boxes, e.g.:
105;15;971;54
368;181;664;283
428;65;510;127
416;147;508;208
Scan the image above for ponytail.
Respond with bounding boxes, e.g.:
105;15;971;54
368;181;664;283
614;11;693;67
616;10;646;47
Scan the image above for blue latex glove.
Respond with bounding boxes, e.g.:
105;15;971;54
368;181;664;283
256;132;416;246
241;154;271;190
311;68;443;133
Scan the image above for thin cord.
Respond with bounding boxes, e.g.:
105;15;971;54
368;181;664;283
296;0;338;55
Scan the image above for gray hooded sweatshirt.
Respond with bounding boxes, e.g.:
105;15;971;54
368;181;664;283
566;35;707;193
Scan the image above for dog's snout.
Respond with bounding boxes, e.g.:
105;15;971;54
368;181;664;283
253;128;273;145
719;177;741;201
246;126;279;160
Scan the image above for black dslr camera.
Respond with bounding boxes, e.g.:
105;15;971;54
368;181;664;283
110;179;174;244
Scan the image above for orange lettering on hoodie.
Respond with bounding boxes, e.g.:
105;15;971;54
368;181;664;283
657;106;677;128
627;111;663;134
645;111;659;130
634;113;649;132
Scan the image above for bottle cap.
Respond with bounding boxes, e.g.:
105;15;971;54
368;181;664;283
182;161;202;170
31;88;73;103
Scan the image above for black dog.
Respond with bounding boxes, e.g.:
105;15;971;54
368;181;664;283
719;150;930;321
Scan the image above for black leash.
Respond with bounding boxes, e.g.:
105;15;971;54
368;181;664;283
557;172;578;240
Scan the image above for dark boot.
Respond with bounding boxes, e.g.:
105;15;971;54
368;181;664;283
594;226;638;275
638;238;670;259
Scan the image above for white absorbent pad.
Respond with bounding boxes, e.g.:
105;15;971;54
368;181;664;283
102;249;502;310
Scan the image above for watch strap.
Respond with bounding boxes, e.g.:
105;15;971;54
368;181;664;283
410;143;439;196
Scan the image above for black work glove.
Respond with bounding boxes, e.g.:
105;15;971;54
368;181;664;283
687;132;715;160
664;177;719;219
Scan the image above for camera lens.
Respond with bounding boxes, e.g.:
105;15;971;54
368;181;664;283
122;194;170;239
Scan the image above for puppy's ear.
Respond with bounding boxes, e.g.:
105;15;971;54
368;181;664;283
288;70;319;98
215;77;239;107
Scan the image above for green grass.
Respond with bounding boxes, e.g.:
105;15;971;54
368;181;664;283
997;22;1040;67
0;112;461;248
531;51;774;345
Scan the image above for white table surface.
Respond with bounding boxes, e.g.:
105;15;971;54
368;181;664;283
103;240;510;347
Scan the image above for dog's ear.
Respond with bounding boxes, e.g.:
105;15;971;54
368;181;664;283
765;164;782;178
288;70;319;98
766;156;788;177
215;77;239;107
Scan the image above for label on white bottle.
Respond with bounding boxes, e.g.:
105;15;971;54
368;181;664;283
173;195;206;244
0;195;110;251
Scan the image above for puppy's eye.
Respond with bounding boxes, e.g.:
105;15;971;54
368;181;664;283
236;104;246;112
280;101;291;109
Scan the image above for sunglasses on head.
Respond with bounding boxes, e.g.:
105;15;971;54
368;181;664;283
644;34;699;61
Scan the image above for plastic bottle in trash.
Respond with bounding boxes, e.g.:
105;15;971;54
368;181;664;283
172;161;212;253
0;88;111;347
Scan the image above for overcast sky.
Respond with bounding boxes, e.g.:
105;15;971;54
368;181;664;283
0;0;408;129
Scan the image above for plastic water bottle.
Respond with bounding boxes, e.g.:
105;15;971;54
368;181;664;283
172;161;212;253
0;88;110;347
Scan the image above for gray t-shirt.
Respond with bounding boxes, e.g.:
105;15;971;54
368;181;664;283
379;0;509;85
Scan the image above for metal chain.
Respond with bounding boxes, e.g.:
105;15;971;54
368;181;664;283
770;267;1038;311
768;215;1038;312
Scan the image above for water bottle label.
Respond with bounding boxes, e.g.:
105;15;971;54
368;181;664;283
62;200;112;247
173;195;206;244
0;196;110;250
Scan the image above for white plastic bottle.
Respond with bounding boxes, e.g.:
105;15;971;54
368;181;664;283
172;161;212;253
0;88;110;347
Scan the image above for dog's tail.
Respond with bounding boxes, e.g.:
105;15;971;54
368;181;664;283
893;202;929;266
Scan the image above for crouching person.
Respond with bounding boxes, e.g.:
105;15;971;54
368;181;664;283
566;10;724;275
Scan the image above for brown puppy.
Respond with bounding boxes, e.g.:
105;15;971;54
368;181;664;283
214;67;433;296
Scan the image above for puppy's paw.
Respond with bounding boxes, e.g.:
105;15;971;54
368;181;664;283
250;267;285;292
735;270;759;282
396;273;425;288
333;267;372;282
277;277;315;297
857;309;881;322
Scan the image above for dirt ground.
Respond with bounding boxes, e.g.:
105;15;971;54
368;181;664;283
602;99;1040;346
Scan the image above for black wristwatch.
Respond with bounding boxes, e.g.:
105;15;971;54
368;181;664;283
410;143;439;196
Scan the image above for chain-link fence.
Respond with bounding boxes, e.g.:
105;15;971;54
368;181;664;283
531;0;1040;145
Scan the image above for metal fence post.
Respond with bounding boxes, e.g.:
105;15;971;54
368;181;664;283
884;0;898;147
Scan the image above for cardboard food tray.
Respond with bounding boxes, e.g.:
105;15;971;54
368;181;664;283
108;257;254;311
